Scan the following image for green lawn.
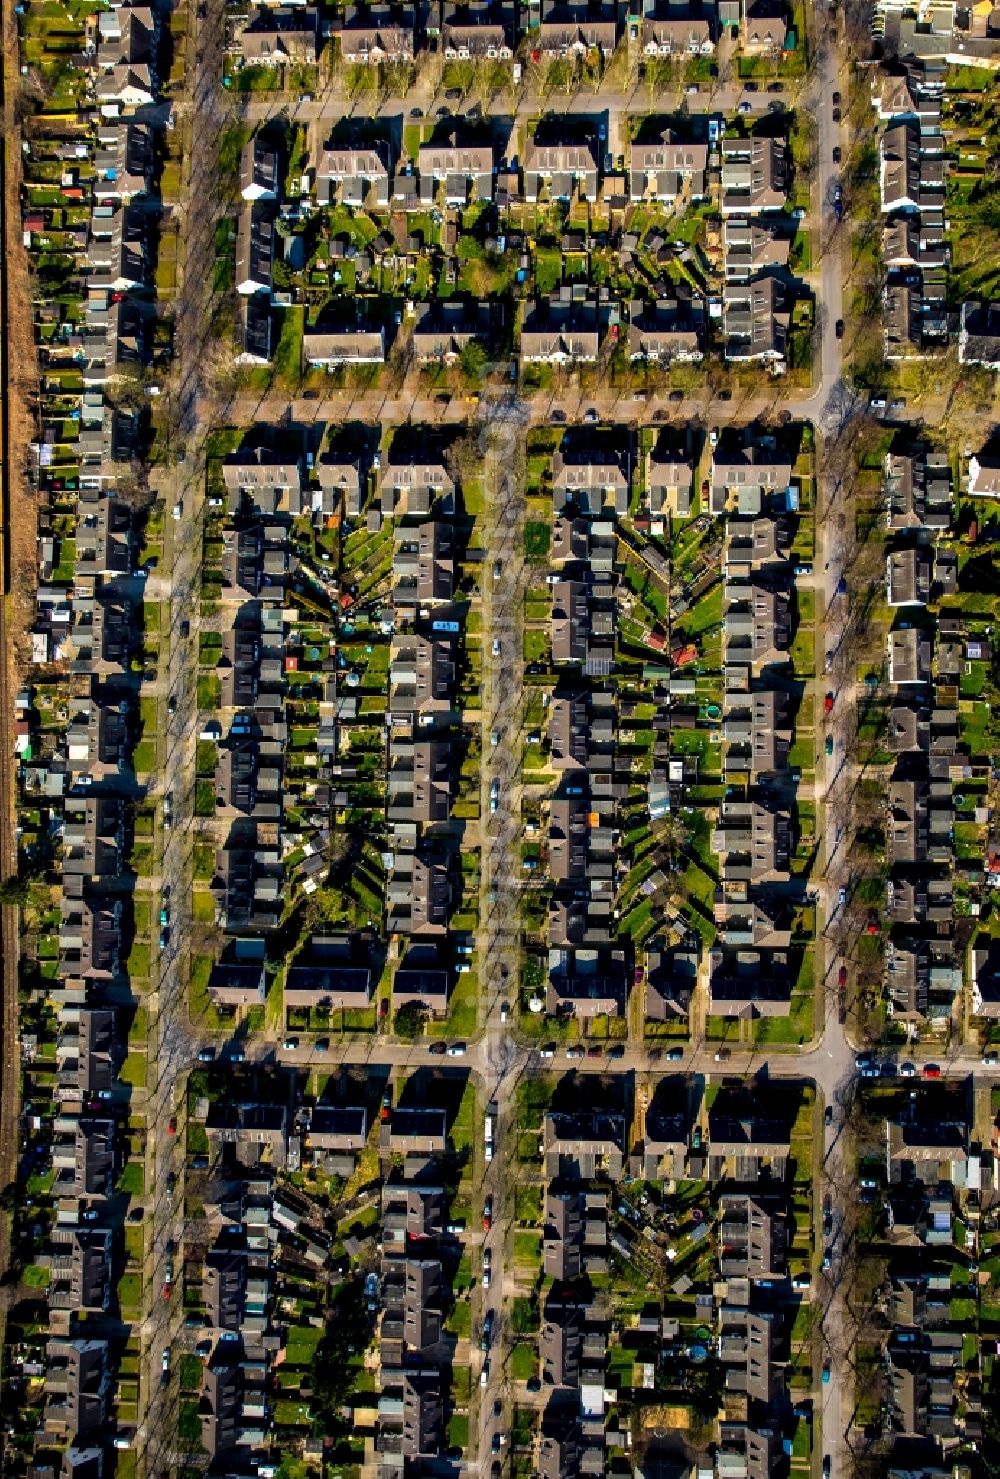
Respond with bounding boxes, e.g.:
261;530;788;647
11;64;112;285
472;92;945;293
117;1161;144;1196
524;521;551;563
117;1273;141;1311
511;1342;537;1381
197;675;222;709
120;1052;147;1089
513;1230;541;1270
445;1300;471;1339
193;889;216;923
133;740;156;773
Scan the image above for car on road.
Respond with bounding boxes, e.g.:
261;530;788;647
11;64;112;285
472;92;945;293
500;1001;509;1022
899;1061;917;1076
584;407;598;423
923;1063;941;1078
482;1310;494;1350
832;90;841;103
447;1043;467;1057
283;1037;299;1051
482;1249;492;1289
838;887;847;906
824;692;834;714
493;560;502;580
527;1376;542;1393
608;1044;625;1059
166;1171;177;1195
666;1047;684;1061
492;638;501;657
197;1046;214;1062
483;1197;493;1231
824;1106;833;1126
823;1457;831;1478
983;1054;998;1066
168;1116;177;1136
167;694;177;714
832;145;841;163
480;1359;490;1387
838;965;847;987
825;735;834;755
539;1044;556;1059
565;1045;584;1058
161;1349;170;1382
738;100;752;113
492;1435;504;1454
429;1041;447;1055
714;1047;731;1061
587;1045;602;1057
822;1362;831;1384
315;1038;329;1053
172;501;183;520
832;105;841;121
490;730;500;747
159;927;169;950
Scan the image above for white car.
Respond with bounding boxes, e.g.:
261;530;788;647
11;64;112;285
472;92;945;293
172;501;183;521
492;638;501;657
480;1360;490;1387
447;1043;467;1057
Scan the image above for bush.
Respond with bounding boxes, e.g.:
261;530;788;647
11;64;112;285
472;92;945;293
194;781;215;817
394;1002;426;1041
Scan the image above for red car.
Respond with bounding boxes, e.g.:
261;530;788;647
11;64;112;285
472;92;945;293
168;1116;177;1136
163;1280;172;1301
923;1064;941;1079
838;965;847;987
482;1196;493;1232
824;692;834;715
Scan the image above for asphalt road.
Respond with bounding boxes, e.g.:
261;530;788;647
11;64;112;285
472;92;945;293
806;17;855;1476
474;399;531;1466
137;0;233;1456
